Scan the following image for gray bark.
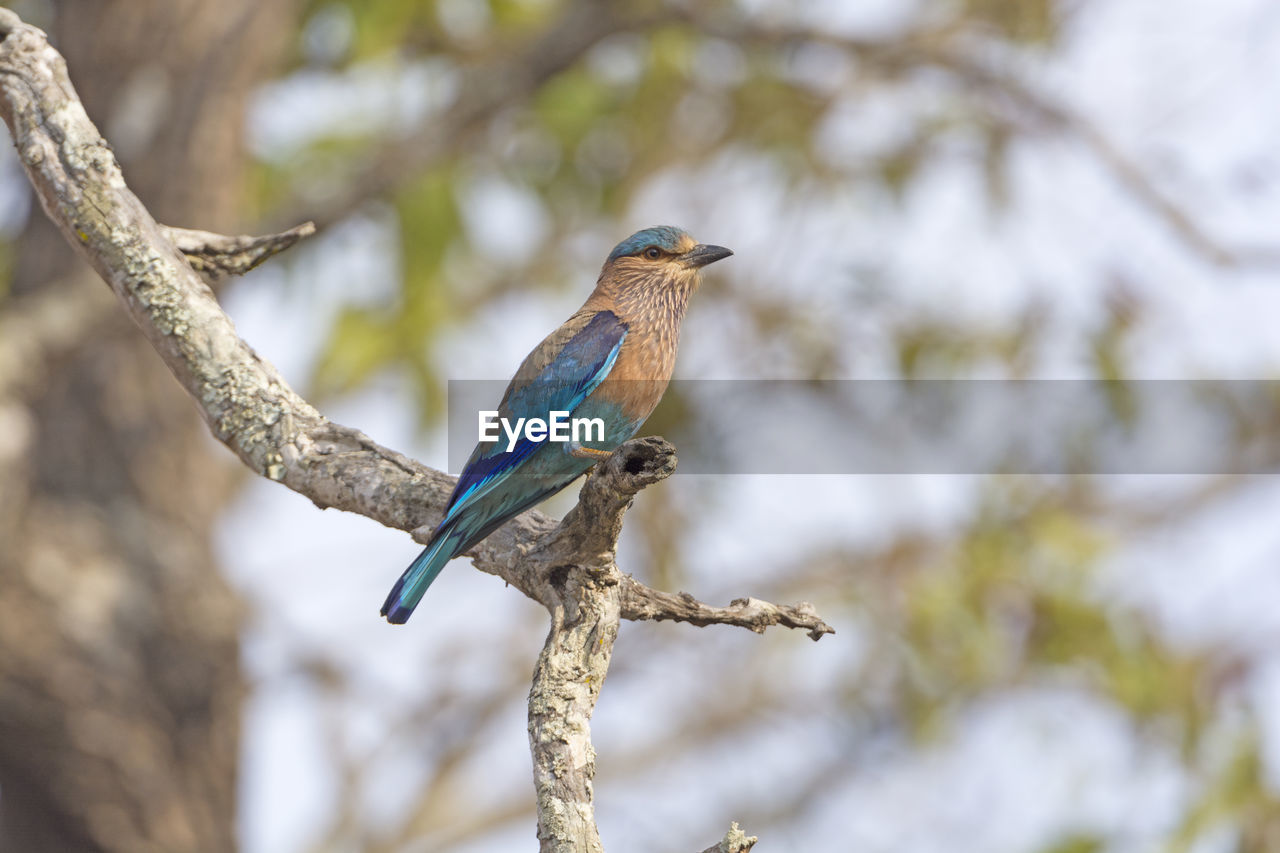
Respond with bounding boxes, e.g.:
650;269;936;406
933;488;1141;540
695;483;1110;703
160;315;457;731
0;9;830;851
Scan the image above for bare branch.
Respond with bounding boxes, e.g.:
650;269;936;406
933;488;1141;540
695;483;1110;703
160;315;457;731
0;8;833;635
0;221;315;401
621;581;836;642
0;11;833;850
698;824;759;853
528;436;679;577
161;221;316;279
517;437;679;852
0;8;462;545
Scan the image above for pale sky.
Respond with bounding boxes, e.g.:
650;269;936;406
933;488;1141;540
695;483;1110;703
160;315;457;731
207;0;1280;850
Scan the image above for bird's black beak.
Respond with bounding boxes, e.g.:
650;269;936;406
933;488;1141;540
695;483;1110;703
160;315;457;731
681;243;733;269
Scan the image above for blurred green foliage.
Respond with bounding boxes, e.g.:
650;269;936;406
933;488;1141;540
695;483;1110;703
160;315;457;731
963;0;1060;44
247;1;1280;851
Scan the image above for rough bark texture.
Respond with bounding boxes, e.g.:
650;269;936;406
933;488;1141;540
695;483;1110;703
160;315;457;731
523;439;673;853
0;9;831;852
698;824;759;853
0;3;298;852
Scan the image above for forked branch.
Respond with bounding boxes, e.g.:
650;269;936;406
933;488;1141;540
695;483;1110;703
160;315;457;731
0;10;832;852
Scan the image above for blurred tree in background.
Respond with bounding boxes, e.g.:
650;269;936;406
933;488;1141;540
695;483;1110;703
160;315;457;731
2;0;1280;851
0;1;297;850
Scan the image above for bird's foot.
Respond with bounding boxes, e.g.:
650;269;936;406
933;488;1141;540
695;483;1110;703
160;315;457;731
566;441;612;461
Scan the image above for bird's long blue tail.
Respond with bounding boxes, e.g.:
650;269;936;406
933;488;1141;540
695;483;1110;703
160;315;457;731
381;526;466;624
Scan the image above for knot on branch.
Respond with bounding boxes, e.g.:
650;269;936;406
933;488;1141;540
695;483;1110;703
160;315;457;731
531;436;677;575
592;435;677;497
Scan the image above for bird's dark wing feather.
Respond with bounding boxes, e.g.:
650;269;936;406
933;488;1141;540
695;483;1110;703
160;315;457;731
442;310;628;522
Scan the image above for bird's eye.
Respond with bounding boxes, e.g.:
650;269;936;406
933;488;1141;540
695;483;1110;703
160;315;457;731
643;247;662;260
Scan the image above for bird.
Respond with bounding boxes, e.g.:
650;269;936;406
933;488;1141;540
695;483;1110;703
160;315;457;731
381;226;732;624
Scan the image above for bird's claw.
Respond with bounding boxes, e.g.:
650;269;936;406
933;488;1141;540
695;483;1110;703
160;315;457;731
566;440;612;461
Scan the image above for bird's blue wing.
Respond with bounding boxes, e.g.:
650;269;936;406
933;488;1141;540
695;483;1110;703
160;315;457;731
443;310;627;523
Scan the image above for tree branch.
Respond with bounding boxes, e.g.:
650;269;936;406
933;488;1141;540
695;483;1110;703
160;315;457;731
514;437;674;851
622;581;835;642
161;221;316;279
698;824;758;853
0;223;317;402
0;9;832;851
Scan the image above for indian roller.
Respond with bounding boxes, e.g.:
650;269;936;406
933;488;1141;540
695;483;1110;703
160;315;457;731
381;226;732;624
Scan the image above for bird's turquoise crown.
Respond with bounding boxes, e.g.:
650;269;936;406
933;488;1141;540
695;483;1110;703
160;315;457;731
607;226;690;262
